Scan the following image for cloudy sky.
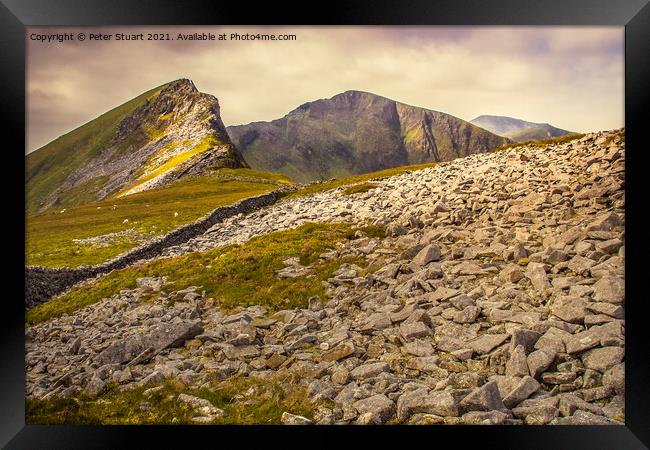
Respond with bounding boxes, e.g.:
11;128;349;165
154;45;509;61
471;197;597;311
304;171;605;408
26;26;624;153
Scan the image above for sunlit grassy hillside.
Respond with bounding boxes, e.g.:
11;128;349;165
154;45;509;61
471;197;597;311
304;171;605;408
27;171;290;268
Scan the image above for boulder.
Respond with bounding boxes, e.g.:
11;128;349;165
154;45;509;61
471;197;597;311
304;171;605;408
353;394;396;423
397;389;459;420
97;320;204;365
459;381;507;413
350;362;389;380
527;348;556;378
581;347;624;373
412;244;441;266
502;376;540;408
505;345;529;377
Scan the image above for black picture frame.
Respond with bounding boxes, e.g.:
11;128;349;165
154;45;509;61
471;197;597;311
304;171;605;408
3;0;648;448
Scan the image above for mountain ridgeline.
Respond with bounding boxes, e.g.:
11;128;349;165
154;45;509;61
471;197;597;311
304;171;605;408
227;91;509;183
27;82;522;213
26;79;246;214
470;115;576;142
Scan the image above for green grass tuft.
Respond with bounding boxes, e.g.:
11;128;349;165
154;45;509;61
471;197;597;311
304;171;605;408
213;168;294;184
342;182;380;196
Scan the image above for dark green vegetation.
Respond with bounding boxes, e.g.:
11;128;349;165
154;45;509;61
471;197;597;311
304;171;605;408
228;90;507;183
27;172;285;268
27;223;383;325
284;162;437;200
27;376;321;425
343;182;380;196
470;114;575;142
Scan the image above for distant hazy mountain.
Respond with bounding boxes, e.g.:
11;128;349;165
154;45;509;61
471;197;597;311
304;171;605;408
470;115;576;142
26;79;246;213
227;91;508;183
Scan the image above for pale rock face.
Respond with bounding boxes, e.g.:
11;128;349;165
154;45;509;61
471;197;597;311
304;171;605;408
25;129;625;425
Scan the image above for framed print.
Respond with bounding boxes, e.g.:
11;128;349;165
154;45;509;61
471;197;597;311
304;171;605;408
2;0;649;448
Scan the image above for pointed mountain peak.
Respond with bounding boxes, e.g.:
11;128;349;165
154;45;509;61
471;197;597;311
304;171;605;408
27;80;246;212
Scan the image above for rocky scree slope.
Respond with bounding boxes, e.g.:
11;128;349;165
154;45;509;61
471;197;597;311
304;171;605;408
26;79;246;213
470;115;575;143
26;130;625;425
227;90;508;183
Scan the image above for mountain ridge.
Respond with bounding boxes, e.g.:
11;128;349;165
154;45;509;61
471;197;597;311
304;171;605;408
470;114;575;142
227;90;509;183
26;79;247;214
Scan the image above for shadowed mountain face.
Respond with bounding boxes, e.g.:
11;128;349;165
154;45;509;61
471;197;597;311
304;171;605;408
227;91;508;183
26;79;247;214
470;115;575;142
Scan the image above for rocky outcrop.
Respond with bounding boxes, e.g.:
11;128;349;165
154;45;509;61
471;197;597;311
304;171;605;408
26;129;625;425
227;90;507;183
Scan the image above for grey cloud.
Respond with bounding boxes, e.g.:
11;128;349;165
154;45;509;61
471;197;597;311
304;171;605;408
26;26;623;153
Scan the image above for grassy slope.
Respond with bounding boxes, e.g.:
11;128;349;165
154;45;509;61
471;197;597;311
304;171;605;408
27;377;322;425
26;84;167;214
26;175;281;268
214;167;293;184
284;162;438;200
27;222;384;325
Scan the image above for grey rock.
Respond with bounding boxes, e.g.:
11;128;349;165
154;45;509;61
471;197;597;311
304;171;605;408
178;393;226;417
591;277;625;304
453;306;481;324
97;320;203;365
350;362;389;380
511;329;541;354
412;244;441;266
397;389;459;420
353;394;395;423
502;376;540;408
552;410;618;425
461;410;510;425
602;363;624;395
399;321;432;341
586;212;622;232
85;376;106;397
467;334;509;355
459;381;507;413
281;412;313;425
526;263;551;291
505;345;529;377
527;348;556;378
581;347;624;373
67;337;81;355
